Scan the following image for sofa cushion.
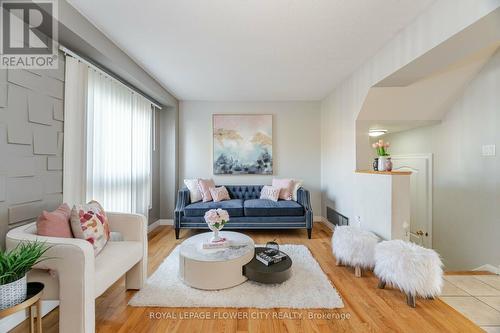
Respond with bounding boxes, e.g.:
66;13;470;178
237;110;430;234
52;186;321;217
184;199;244;217
244;199;304;217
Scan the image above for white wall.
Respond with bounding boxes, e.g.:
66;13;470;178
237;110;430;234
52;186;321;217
179;101;322;214
320;0;500;220
383;49;500;270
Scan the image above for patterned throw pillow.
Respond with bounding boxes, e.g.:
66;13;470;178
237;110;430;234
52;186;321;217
198;178;216;202
209;186;230;202
260;185;280;202
272;178;295;200
70;201;110;255
36;203;73;238
184;178;202;203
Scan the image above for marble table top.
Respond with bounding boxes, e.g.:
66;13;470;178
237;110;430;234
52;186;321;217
179;231;255;262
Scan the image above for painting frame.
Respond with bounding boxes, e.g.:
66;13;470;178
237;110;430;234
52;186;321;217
212;114;273;175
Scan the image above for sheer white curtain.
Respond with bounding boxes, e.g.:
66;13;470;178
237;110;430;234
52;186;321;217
63;57;88;205
85;68;152;218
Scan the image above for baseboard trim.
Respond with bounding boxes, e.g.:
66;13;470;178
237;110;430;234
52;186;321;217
0;300;58;332
315;216;334;231
148;219;174;233
473;264;500;275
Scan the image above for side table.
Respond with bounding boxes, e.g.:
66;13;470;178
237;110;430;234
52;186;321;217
0;282;44;333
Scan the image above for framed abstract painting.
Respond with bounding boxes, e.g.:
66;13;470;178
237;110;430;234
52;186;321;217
213;114;273;175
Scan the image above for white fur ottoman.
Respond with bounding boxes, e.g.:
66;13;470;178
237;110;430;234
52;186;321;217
332;225;379;277
374;240;443;307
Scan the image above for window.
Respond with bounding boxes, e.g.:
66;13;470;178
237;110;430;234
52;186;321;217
86;68;153;217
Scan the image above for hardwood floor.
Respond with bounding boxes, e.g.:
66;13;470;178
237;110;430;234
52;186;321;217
12;223;482;332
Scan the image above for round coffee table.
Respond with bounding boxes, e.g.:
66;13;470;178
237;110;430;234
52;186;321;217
179;231;255;290
243;247;292;284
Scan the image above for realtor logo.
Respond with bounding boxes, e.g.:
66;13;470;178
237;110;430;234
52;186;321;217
0;0;58;68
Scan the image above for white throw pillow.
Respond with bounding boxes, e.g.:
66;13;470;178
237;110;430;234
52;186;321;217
184;178;202;203
260;185;280;202
292;179;303;201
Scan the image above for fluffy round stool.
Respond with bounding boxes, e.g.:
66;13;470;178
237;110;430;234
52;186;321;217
332;225;379;277
374;240;443;307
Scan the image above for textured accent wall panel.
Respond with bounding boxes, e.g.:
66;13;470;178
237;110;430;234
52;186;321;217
47;157;62;170
0;84;7;107
33;126;57;155
6;177;43;204
7;123;31;145
57;132;63;154
43;172;62;194
0;52;65;243
8;69;41;91
8;201;44;224
7;156;35;177
53;99;64;121
28;94;53;125
0;176;5;201
43;78;64;100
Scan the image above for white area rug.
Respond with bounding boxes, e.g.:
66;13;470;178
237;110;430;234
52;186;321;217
129;244;344;309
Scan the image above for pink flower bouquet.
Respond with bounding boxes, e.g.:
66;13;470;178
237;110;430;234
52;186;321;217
372;139;390;156
204;209;230;242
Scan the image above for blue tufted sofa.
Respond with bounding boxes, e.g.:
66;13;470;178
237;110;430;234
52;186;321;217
174;185;313;239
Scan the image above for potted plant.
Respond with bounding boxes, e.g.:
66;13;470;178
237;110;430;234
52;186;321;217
372;139;391;171
0;241;51;310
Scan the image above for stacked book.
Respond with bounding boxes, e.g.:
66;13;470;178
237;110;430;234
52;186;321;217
256;249;288;266
202;238;228;249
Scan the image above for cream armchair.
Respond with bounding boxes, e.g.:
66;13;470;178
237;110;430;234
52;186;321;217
6;212;148;333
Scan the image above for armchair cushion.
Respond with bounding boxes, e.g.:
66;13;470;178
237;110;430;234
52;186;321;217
184;199;244;217
94;241;143;296
244;199;304;217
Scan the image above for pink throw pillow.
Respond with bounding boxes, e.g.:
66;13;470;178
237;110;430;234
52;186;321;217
36;203;73;238
198;178;216;202
272;178;295;200
260;186;280;202
210;186;230;202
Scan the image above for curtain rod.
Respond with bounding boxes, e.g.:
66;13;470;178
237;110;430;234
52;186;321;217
59;45;162;109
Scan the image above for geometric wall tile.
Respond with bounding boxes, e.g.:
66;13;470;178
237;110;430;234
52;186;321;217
43;172;62;194
43;193;62;212
43;77;63;99
8;201;44;224
8;69;41;91
0;176;5;201
57;132;63;155
6;177;43;204
53;99;63;121
5;85;28;123
45;61;65;82
0;68;7;83
7;156;35;177
33;126;57;154
7;122;31;145
0;84;7;107
28;94;53;125
47;157;62;170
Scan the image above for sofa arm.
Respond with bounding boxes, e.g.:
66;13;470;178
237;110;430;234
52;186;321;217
6;222;96;333
175;187;191;213
107;212;147;243
297;187;312;212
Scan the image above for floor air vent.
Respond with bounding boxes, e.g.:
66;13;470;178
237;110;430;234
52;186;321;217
326;207;349;226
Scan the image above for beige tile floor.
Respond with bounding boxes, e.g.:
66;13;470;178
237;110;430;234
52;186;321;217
441;275;500;332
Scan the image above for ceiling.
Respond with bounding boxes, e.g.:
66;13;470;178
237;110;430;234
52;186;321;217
67;0;434;101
